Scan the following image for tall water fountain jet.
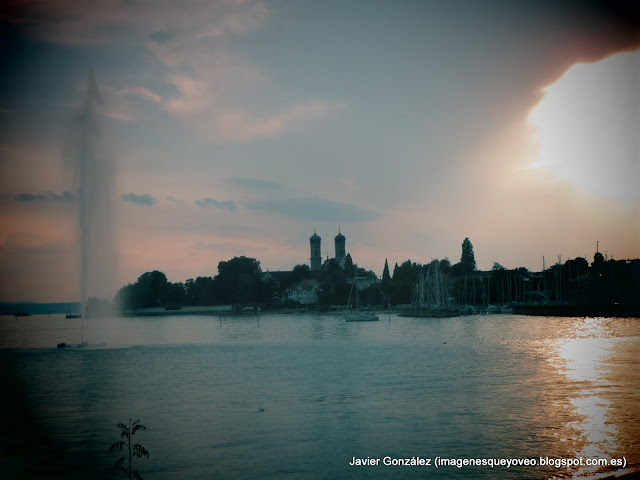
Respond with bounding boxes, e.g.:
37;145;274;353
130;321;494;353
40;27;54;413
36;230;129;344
69;68;117;329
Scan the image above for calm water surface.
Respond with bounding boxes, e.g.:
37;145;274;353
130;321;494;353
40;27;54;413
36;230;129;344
1;313;638;479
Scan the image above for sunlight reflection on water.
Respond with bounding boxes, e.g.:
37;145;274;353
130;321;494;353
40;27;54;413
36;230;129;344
548;317;636;479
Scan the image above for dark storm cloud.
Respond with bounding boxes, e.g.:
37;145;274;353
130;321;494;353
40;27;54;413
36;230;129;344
14;191;75;203
195;198;237;211
121;193;157;206
149;29;175;44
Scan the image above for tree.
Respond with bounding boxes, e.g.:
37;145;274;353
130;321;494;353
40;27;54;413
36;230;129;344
379;259;392;306
382;259;391;284
355;266;377;280
461;238;476;274
450;262;466;278
572;257;589;276
391;259;421;304
166;282;186;306
109;419;149;480
185;277;215;305
113;271;173;309
440;258;452;275
344;253;355;277
137;271;169;307
292;264;312;283
214;256;263;304
318;259;349;307
114;283;138;311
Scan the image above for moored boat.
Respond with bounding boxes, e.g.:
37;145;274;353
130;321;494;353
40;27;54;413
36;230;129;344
345;312;378;322
344;276;378;322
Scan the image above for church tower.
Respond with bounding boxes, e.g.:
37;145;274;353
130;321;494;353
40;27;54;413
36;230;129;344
334;227;346;264
310;228;321;272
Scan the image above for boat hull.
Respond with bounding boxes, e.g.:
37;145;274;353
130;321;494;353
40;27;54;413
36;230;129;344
57;341;87;349
345;314;378;322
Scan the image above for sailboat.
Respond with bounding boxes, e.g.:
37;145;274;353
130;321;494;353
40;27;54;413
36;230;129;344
344;276;378;322
401;262;459;318
58;304;87;348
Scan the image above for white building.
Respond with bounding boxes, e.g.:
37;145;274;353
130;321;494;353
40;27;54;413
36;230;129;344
287;279;320;305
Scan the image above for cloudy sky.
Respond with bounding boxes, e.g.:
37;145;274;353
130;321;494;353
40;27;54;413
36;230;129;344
1;0;639;302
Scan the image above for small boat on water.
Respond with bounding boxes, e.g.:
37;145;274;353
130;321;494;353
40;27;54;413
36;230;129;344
59;303;85;347
399;307;460;318
57;341;87;349
65;303;82;318
344;276;378;322
345;312;379;322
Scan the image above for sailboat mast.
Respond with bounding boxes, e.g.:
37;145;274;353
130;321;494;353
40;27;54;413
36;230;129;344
355;276;359;310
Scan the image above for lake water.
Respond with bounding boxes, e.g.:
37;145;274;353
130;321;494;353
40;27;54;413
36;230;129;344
1;313;639;479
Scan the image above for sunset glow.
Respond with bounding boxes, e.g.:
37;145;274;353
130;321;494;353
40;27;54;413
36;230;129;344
528;51;638;202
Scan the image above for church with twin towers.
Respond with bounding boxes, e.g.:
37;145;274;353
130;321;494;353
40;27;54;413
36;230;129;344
309;228;347;272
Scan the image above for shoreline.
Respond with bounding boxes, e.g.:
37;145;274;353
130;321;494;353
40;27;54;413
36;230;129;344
118;303;640;319
3;303;639;319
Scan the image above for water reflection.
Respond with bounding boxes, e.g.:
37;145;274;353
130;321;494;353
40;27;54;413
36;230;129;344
217;315;264;342
549;317;629;479
3;313;638;479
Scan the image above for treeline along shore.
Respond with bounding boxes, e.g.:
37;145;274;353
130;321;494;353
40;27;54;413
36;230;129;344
5;238;639;318
109;238;640;318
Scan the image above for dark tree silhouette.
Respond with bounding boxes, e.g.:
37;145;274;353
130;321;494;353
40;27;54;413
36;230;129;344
391;260;421;304
344;253;355;277
214;256;263;304
166;281;186;306
440;258;452;275
114;283;138;311
382;259;391;284
461;238;476;274
292;264;312;283
137;271;169;307
185;276;215;305
317;259;348;307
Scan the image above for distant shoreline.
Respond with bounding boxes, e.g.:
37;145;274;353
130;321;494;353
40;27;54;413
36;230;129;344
3;303;639;319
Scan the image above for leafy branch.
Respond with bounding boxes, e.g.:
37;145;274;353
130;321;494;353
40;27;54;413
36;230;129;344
109;419;149;480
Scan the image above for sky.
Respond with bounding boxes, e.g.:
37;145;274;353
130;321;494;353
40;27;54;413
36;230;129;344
0;0;639;302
